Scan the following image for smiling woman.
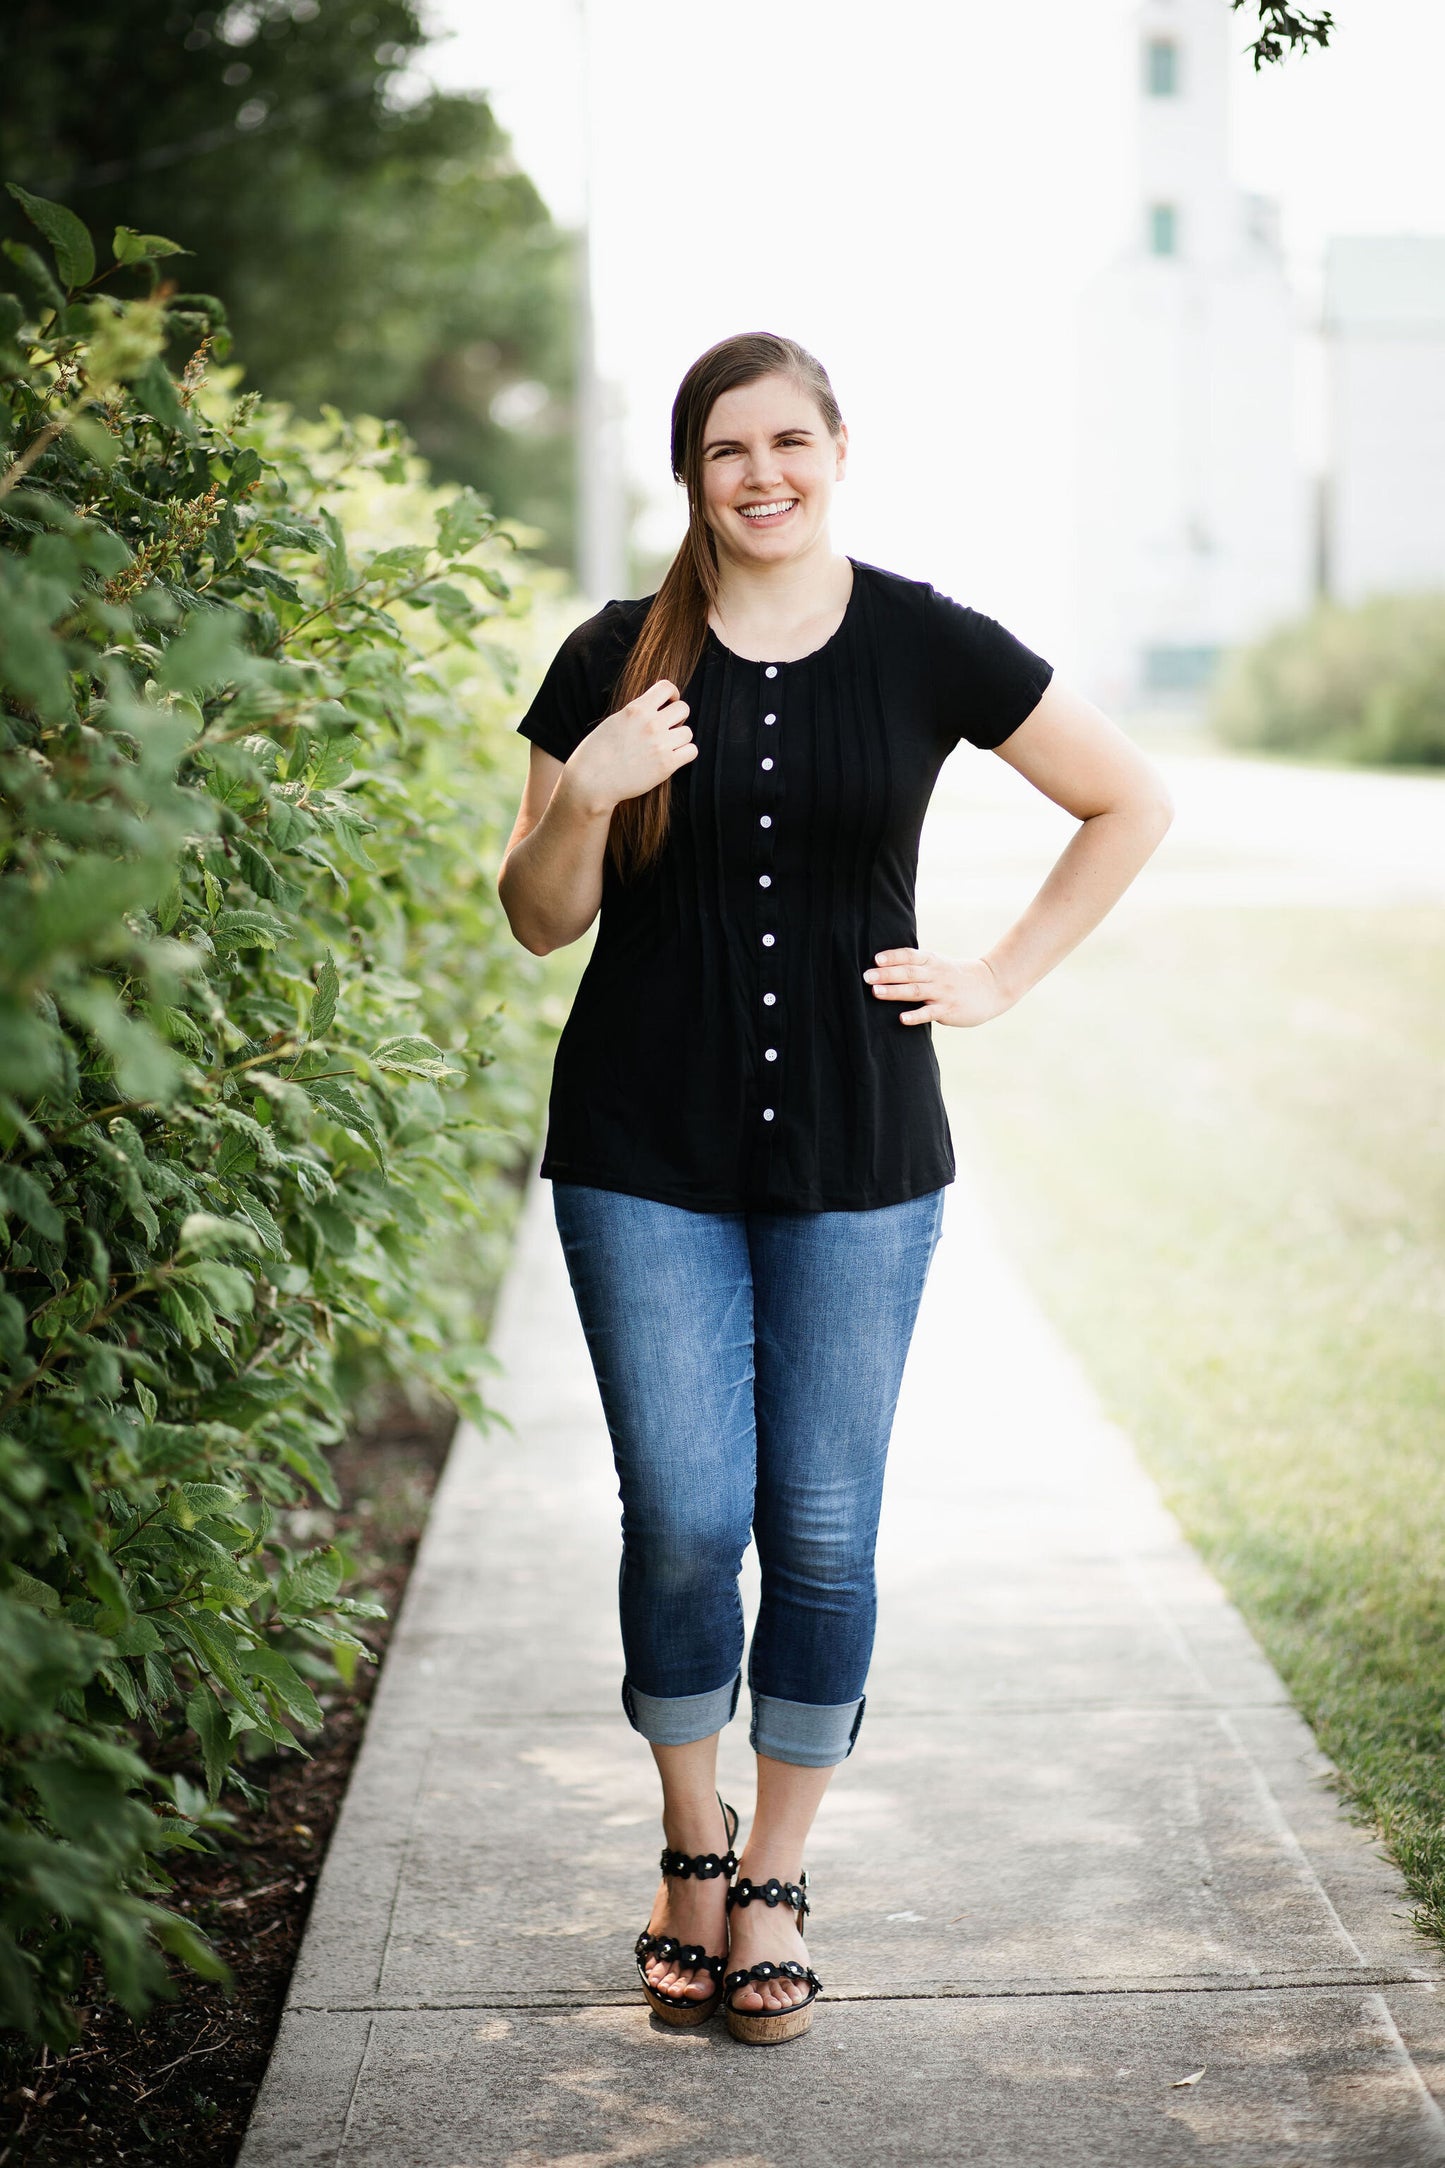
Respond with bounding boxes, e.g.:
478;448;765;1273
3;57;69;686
494;329;1175;2047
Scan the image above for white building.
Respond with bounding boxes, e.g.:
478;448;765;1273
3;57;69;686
1076;0;1310;709
1323;237;1445;607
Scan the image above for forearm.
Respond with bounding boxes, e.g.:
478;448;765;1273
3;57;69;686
984;796;1172;1005
498;767;616;955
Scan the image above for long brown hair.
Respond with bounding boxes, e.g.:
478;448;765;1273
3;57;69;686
607;332;844;882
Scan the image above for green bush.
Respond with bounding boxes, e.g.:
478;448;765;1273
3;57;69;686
1212;592;1445;766
0;187;556;2049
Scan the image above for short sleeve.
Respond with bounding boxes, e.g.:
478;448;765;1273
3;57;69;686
925;586;1054;752
513;611;611;764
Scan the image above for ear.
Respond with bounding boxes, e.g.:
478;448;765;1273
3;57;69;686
834;423;849;481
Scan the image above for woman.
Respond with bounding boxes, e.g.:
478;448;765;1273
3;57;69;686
497;333;1172;2046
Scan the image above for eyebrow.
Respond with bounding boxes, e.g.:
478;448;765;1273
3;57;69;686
703;426;818;453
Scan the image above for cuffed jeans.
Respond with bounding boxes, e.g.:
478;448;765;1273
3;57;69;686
550;1181;946;1767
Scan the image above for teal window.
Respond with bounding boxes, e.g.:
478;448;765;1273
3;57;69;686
1145;37;1179;94
1143;646;1220;694
1148;202;1179;256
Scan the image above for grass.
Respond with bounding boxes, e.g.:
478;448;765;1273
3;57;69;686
936;903;1445;1940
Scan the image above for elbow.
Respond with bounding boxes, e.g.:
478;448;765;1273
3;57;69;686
501;900;558;958
497;862;554;956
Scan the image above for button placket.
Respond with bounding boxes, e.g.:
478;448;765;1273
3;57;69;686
755;663;782;1128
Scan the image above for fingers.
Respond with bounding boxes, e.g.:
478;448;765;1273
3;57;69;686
864;949;931;999
863;948;937;1026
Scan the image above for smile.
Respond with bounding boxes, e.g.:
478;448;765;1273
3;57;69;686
737;499;799;523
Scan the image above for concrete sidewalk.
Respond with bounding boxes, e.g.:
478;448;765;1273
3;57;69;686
240;1152;1445;2167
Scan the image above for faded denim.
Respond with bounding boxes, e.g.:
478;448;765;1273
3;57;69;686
550;1181;946;1768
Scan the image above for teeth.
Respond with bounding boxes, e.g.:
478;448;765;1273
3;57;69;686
739;500;797;520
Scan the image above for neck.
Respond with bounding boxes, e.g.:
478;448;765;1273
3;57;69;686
710;534;853;644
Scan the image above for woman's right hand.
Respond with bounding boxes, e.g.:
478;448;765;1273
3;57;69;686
567;680;697;814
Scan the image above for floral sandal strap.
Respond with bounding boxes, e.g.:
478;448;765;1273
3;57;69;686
658;1794;740;1881
726;1871;810;1925
723;1871;821;2010
635;1796;739;2013
634;1932;725;2008
722;1956;823;2010
658;1840;738;1880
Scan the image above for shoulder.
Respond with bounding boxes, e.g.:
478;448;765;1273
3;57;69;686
849;559;992;629
848;560;966;643
553;593;655;668
848;559;931;617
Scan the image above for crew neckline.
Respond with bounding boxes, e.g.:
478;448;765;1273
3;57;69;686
705;556;859;668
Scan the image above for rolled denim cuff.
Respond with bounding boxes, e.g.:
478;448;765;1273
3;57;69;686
749;1690;867;1768
621;1671;740;1746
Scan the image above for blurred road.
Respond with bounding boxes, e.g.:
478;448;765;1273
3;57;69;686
920;741;1445;917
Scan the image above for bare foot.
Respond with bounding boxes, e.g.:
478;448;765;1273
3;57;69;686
726;1871;813;2014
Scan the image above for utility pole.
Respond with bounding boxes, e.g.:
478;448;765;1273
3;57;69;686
573;0;627;604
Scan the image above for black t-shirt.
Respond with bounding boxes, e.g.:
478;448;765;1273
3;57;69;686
514;557;1053;1213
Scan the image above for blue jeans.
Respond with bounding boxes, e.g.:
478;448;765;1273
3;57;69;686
550;1182;947;1767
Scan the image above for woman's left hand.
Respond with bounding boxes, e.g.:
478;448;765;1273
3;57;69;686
863;948;1013;1028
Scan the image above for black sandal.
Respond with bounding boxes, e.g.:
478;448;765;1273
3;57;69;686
722;1872;823;2044
634;1794;740;2027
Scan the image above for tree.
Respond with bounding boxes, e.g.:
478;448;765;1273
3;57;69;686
0;2;576;566
1234;2;1334;69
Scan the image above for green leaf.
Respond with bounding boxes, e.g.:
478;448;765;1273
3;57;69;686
177;1213;264;1259
0;1163;64;1244
244;1643;323;1730
367;544;430;577
311;952;340;1037
369;1034;463;1081
436;488;494;558
211;907;286;952
0;1291;26;1362
277;1544;343;1615
173;1614;268;1724
7;185;96;289
131;355;192;436
146;1908;231;1984
0;239;64;316
6;1568;60;1615
156;607;244;693
112;226;190;267
318;507;350;599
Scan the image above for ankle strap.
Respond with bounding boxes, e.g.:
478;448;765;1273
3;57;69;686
726;1872;810;1923
659;1793;739;1882
659;1843;738;1880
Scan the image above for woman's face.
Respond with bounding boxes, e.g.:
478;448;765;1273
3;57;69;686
697;372;847;568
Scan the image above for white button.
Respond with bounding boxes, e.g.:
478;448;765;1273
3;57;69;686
761;757;774;770
763;1107;775;1121
765;665;778;678
762;933;775;947
763;992;777;1006
765;1048;778;1062
758;875;771;888
759;815;772;829
764;713;777;725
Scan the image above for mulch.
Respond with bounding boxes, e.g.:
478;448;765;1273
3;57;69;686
0;1391;458;2168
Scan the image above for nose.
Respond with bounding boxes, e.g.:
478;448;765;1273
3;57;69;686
741;440;785;491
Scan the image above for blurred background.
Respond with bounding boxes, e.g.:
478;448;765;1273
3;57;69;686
9;0;1445;717
3;0;1444;2012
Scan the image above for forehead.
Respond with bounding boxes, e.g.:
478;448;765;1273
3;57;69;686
703;373;822;442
